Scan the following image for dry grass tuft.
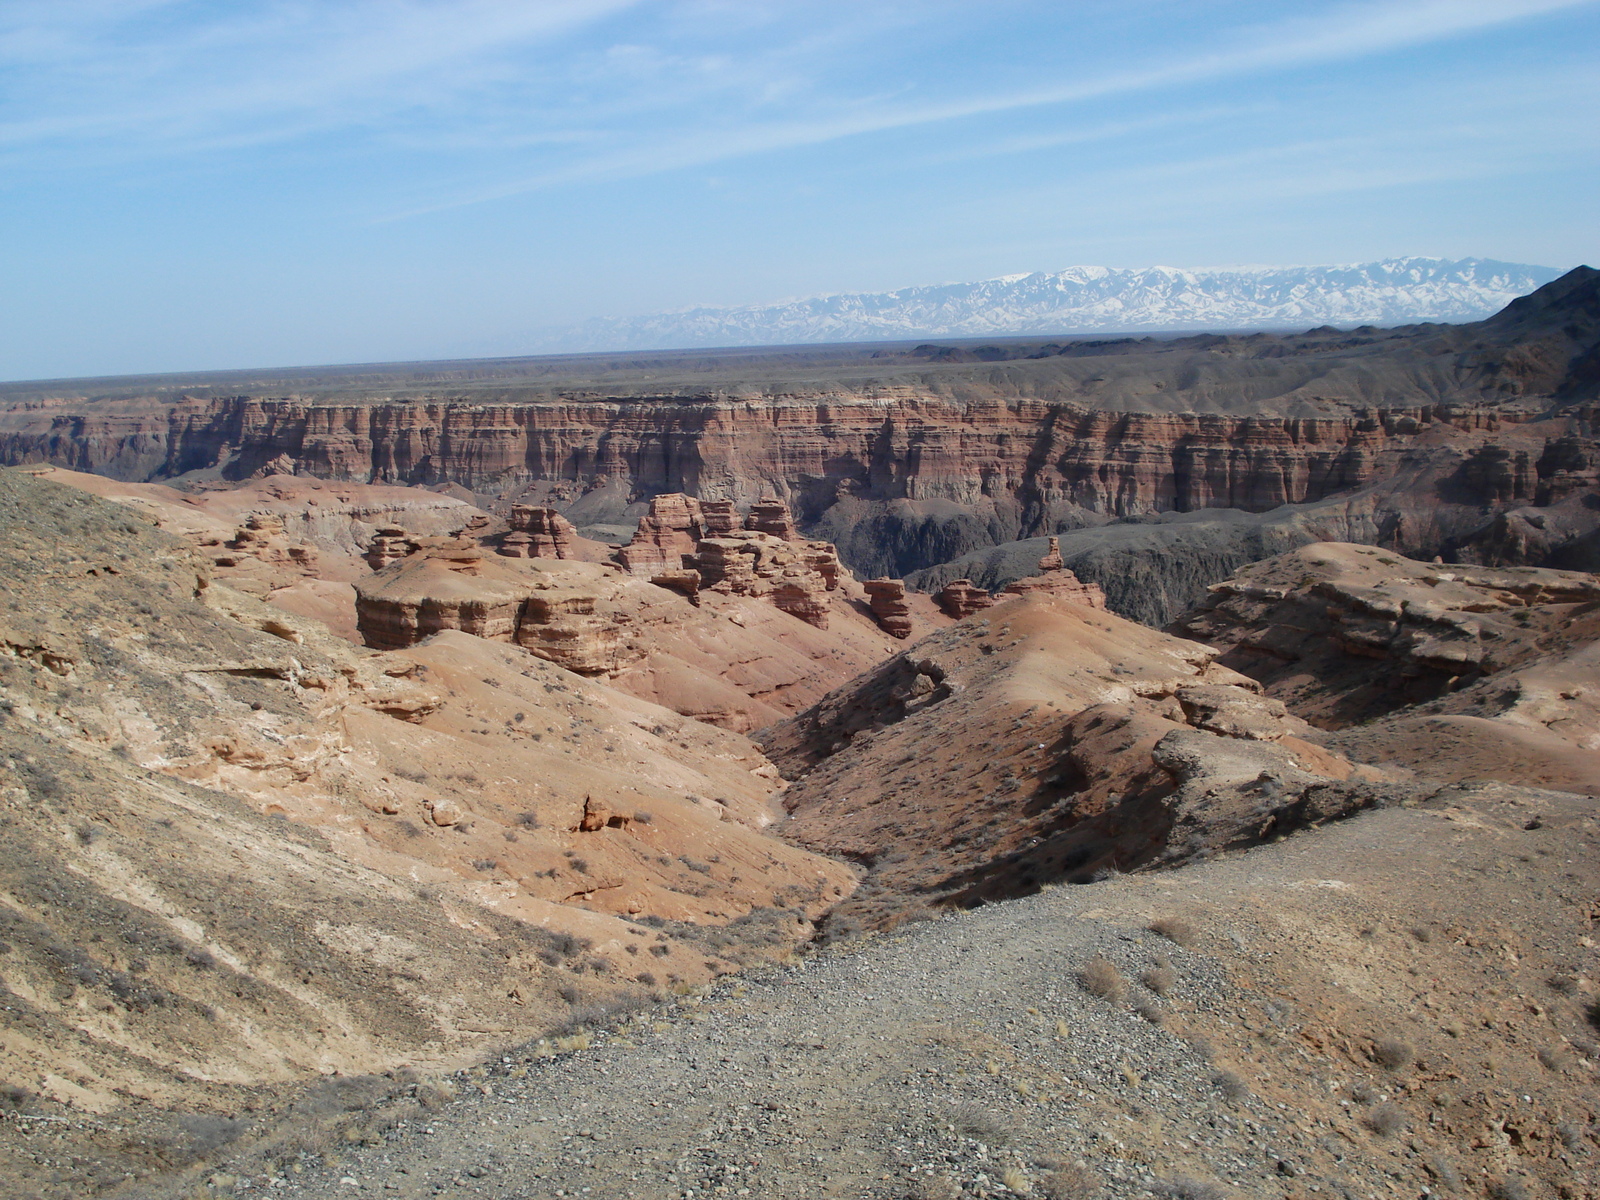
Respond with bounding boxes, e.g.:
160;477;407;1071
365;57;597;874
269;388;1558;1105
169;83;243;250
1364;1103;1405;1136
1142;966;1177;996
1211;1069;1248;1101
1081;956;1128;1002
1039;1162;1101;1200
1371;1038;1414;1069
1149;916;1198;947
1153;1176;1226;1200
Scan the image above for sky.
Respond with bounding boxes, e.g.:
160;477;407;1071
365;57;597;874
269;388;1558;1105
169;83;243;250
2;0;1598;380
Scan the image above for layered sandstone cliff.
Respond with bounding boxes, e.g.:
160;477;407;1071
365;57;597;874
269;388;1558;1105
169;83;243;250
1171;543;1600;795
352;505;918;730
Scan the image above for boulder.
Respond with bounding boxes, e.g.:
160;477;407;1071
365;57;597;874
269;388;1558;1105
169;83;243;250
617;493;704;576
863;578;914;639
744;497;800;541
936;579;993;619
503;505;578;559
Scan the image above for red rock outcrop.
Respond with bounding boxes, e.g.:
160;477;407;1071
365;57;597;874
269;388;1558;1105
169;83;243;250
1037;535;1065;573
502;504;577;558
760;588;1389;931
1000;554;1108;608
863;579;913;639
618;493;703;576
365;525;418;570
937;579;993;619
11;388;1593;583
745;497;800;540
693;531;832;628
699;499;740;536
355;550;533;649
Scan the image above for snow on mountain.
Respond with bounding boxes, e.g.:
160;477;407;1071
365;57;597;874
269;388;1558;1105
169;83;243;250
532;258;1562;353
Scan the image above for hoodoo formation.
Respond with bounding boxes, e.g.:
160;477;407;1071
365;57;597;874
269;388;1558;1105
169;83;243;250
2;269;1599;1200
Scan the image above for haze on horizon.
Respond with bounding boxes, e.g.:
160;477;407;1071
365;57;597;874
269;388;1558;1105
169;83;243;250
2;0;1597;382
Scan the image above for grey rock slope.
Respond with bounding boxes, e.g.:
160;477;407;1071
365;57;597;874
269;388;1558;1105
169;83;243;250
537;258;1560;352
162;782;1597;1200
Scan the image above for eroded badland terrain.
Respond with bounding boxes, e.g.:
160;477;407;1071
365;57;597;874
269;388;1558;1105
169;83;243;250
0;270;1598;1200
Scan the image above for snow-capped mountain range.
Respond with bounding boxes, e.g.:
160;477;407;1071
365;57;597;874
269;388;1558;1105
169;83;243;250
533;258;1561;353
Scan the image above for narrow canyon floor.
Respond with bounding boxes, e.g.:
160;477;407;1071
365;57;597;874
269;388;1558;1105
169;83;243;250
92;780;1599;1200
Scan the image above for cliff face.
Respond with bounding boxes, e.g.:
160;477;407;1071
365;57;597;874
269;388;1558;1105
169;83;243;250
5;268;1596;582
0;393;1534;563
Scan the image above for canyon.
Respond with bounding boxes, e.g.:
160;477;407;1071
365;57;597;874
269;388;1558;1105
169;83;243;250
3;267;1597;599
0;270;1597;1200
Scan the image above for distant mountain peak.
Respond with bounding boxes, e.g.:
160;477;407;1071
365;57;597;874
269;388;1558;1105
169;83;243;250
532;257;1563;354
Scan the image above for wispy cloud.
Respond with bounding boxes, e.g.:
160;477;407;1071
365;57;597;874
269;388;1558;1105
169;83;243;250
377;0;1598;216
0;1;643;154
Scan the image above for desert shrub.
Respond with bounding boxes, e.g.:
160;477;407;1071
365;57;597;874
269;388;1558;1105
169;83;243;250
176;1114;246;1159
1557;1121;1584;1149
1081;956;1127;1002
1153;1177;1225;1200
1546;973;1579;995
1364;1104;1405;1136
185;947;216;970
1039;1162;1101;1200
1142;966;1177;996
1489;1177;1530;1200
1150;916;1198;947
570;858;589;874
649;943;670;957
395;820;422;838
0;1084;33;1112
1135;1001;1167;1025
515;811;541;829
633;811;654;824
415;1080;456;1111
1351;1081;1379;1104
393;765;428;783
1372;1038;1414;1068
1426;1156;1460;1187
1212;1070;1248;1101
951;1101;1009;1146
1537;1046;1570;1072
471;859;498;872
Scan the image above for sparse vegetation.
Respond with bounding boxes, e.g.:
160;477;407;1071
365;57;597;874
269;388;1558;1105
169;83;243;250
1039;1161;1101;1200
1142;966;1176;996
1149;916;1198;946
515;811;541;829
1536;1045;1570;1072
1153;1176;1226;1200
951;1101;1009;1146
1081;956;1127;1002
1364;1103;1405;1136
1211;1069;1248;1101
1372;1037;1414;1069
393;765;428;783
1489;1177;1531;1200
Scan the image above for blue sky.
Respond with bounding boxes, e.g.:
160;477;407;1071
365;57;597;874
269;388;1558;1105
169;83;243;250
2;0;1597;380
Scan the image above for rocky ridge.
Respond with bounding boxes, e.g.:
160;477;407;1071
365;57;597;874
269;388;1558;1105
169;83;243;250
0;469;864;1143
1171;542;1600;796
354;495;925;732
